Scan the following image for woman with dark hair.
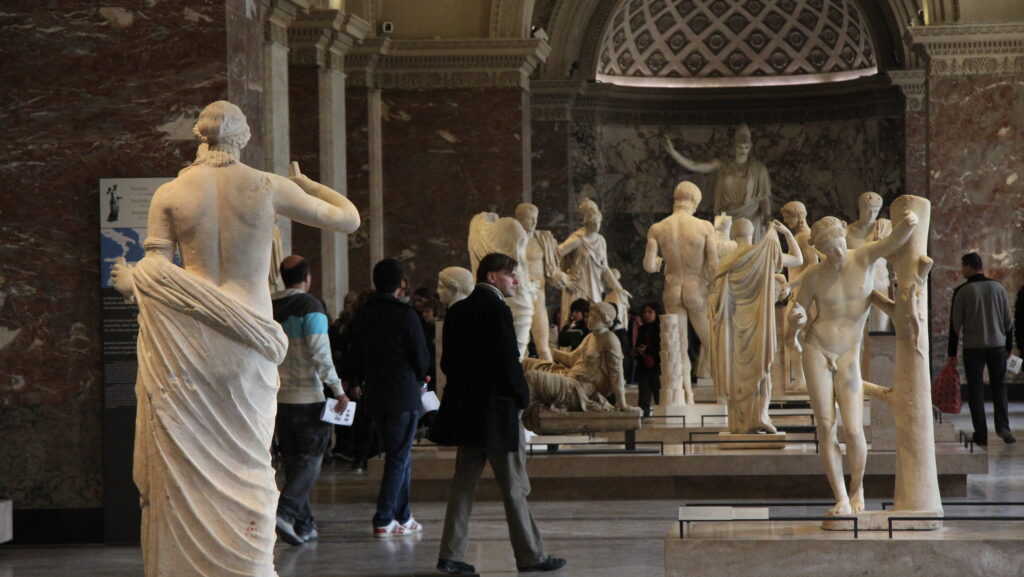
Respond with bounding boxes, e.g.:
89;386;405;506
633;302;663;417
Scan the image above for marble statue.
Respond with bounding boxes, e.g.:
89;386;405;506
435;267;474;399
468;212;533;359
780;201;819;392
788;208;919;517
861;195;943;526
709;219;803;434
714;213;738;260
522;302;636;414
845;192;894;332
110;101;360;577
559;198;630;326
515;203;569;361
643;181;719;405
664;124;773;240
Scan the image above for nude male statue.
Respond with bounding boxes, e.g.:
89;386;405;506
845;192;894;332
789;209;918;517
643;181;718;404
780;201;818;392
111;101;359;577
515;203;569;361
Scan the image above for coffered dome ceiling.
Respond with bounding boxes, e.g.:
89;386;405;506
596;0;879;87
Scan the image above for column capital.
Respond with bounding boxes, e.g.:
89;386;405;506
261;0;311;45
346;38;550;90
886;69;927;111
908;23;1024;76
289;10;370;69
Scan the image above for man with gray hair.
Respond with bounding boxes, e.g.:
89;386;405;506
949;252;1015;445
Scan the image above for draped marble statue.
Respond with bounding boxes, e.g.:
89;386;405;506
788;209;918;517
643;181;718;405
522;302;636;418
664;124;773;240
468;212;533;359
780;201;819;393
709;219;802;434
435;267;474;399
714;212;739;261
515;203;569;361
559;198;630;326
110;101;360;577
845;192;894;332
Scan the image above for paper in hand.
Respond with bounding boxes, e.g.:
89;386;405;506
1008;354;1023;375
321;398;356;426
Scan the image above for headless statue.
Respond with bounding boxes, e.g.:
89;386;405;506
468;212;533;359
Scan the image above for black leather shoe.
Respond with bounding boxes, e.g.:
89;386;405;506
972;432;988;447
517;556;567;572
436;559;476;575
998;431;1017;444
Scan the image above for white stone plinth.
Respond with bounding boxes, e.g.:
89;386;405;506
717;432;786;450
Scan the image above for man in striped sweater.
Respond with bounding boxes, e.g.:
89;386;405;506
273;255;349;545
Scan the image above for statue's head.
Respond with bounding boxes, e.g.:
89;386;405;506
810;216;848;261
437;267;474;306
578;198;602;232
194;101;251;151
673;181;702;213
781;201;807;228
732;218;754;242
733;123;752;163
714;212;733;236
858;191;882;221
515;203;539;233
588;301;617;332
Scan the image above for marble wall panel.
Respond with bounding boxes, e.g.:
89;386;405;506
531;119;573;241
928;72;1024;367
227;0;266;168
904;107;927;198
378;88;526;292
0;2;260;509
345;89;372;293
565;119;905;306
289;65;325;298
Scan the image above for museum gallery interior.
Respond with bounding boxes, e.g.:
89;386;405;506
2;0;1024;576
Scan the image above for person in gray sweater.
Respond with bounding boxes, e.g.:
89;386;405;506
949;252;1015;446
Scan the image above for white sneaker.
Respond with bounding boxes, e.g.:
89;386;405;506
373;520;406;537
401;517;423;533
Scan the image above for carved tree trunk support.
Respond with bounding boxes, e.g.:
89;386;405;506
865;195;943;522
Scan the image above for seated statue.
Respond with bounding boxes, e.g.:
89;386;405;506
522;302;636;413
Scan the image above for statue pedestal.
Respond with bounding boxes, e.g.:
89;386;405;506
717;432;786;450
522;404;642;435
822;509;942;531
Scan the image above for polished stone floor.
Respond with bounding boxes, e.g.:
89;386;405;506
2;403;1022;577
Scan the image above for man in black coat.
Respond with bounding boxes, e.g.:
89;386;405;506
430;253;567;575
345;258;430;536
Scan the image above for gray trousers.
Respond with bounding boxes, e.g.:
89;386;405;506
438;426;545;566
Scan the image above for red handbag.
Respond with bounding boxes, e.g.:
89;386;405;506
932;357;963;414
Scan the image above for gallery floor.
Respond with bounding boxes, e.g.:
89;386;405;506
3;403;1023;577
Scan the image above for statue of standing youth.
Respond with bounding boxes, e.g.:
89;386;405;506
111;101;360;577
664;124;773;241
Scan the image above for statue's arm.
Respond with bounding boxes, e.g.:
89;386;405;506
558;231;581;258
663;136;719;173
773;220;804;269
271;162;360;234
551;347;572;366
864;209;918;262
702;226;720;284
643;231;662;273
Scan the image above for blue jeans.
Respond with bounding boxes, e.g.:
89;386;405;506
372;410;420;527
276;403;332;533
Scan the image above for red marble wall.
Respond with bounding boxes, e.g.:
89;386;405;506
927;72;1024;365
378;88;526;292
345;89;372;293
0;2;262;511
289;65;326;298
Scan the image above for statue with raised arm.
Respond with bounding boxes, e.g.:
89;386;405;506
515;203;569;361
780;201;818;392
109;101;360;577
845;192;894;332
643;181;718;405
788;208;919;518
522;302;636;415
559;198;630;326
664;124;773;240
709;219;803;434
468;212;533;359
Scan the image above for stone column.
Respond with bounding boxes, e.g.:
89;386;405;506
908;23;1024;372
887;69;927;199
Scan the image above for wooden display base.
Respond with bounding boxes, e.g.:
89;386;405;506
717;432;787;450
